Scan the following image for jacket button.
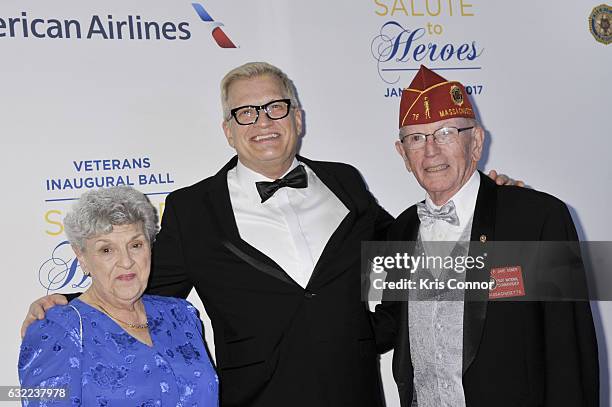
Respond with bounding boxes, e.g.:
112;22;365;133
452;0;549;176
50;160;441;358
304;291;317;299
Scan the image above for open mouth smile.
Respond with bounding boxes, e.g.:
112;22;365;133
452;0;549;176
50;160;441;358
425;164;449;173
252;133;280;142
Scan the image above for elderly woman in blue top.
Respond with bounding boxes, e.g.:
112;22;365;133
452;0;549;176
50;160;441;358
18;186;218;406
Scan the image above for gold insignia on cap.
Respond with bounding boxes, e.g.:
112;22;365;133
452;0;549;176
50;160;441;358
424;96;431;119
480;234;487;243
450;85;464;107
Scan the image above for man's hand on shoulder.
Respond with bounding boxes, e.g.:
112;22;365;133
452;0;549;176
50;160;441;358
21;294;68;338
487;169;525;187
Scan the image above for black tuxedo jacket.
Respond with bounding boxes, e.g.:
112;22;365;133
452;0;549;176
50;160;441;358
376;172;599;407
148;156;392;407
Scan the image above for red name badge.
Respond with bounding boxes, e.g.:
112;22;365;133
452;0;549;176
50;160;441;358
489;266;526;299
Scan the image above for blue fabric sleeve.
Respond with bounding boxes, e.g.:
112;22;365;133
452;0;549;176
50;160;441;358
183;299;205;339
18;312;82;407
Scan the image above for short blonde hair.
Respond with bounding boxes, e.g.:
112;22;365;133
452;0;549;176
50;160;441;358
220;62;300;120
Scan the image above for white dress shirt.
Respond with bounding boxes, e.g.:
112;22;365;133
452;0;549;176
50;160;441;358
227;158;349;288
419;171;480;243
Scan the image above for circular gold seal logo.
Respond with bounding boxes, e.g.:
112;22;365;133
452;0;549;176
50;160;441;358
589;4;612;45
450;85;464;107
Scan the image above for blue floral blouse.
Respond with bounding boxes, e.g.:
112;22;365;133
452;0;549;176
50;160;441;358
19;295;218;406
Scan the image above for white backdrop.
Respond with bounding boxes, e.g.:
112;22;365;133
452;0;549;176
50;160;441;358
2;0;611;405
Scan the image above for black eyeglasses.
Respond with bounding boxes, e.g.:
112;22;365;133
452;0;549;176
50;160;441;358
399;126;474;150
229;99;291;125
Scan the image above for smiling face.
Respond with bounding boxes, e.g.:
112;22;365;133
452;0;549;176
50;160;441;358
395;117;485;205
75;223;150;307
222;74;302;179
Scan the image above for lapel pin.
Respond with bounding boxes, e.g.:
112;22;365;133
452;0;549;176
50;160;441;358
480;234;487;243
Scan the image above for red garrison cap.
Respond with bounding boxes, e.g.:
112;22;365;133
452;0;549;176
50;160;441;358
399;65;475;128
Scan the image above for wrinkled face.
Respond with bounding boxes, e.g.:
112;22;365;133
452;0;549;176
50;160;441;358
395;117;484;205
75;223;150;305
222;74;302;178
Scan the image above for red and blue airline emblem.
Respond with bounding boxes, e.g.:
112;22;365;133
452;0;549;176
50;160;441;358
192;2;237;48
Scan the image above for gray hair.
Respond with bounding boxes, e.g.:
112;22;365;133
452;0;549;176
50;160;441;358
64;186;159;251
220;61;300;120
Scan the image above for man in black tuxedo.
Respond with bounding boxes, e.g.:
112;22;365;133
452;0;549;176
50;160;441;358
144;62;393;406
375;65;599;406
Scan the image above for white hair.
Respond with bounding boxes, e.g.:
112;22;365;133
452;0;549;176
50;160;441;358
63;186;159;251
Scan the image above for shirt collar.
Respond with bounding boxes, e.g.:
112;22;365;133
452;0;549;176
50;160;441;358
235;158;302;203
425;170;480;227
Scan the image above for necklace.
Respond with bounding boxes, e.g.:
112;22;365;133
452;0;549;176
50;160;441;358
96;303;149;329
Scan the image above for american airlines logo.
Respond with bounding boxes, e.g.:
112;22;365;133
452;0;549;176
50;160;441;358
192;2;237;48
0;3;239;47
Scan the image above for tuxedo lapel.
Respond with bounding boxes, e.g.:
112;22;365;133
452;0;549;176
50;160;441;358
396;205;421;242
297;156;359;284
393;206;420;392
462;171;497;374
205;156;241;241
204;156;300;287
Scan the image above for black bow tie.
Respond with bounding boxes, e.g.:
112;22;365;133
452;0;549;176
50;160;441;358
255;165;308;203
